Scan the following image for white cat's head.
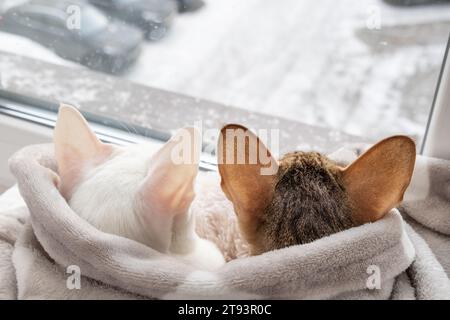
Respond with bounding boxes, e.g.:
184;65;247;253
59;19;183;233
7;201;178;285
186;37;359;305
53;105;206;257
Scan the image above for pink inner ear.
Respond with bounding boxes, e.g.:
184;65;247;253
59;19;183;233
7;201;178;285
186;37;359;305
139;127;201;217
57;148;84;198
54;104;113;198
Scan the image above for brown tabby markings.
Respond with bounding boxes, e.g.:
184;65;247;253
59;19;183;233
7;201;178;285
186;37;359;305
254;152;355;254
218;125;416;256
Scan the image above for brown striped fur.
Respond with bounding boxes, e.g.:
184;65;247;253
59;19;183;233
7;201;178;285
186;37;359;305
218;124;416;255
254;151;355;254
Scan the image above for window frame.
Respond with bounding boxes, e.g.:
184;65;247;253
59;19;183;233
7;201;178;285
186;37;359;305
0;90;218;172
0;51;361;157
421;33;450;161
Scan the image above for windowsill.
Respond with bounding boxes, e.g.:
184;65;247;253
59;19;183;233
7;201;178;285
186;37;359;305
0;51;366;154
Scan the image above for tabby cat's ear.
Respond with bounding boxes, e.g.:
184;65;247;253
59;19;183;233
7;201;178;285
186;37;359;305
217;124;278;238
341;136;416;224
54;104;113;198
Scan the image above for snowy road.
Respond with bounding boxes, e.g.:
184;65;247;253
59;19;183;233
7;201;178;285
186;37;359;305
1;0;449;142
124;0;450;142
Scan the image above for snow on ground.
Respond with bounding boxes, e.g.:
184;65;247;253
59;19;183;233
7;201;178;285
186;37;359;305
124;0;450;142
0;32;73;66
1;0;449;142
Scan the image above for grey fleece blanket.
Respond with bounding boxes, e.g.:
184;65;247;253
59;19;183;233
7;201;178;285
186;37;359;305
0;143;449;299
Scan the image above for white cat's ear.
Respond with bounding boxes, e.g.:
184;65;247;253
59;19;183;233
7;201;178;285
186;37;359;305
139;127;201;218
54;104;113;197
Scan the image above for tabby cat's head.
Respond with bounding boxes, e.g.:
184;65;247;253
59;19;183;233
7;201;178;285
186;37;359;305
217;124;416;255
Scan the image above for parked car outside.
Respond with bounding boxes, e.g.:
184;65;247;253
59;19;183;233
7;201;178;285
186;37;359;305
88;0;177;40
176;0;204;13
0;0;144;73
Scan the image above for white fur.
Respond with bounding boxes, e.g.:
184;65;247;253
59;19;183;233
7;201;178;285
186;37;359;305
55;105;224;270
69;143;224;270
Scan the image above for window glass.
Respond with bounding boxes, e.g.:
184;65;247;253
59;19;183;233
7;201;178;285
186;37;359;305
0;0;448;143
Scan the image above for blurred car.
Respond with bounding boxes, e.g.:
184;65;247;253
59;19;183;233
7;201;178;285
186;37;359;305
0;0;143;73
176;0;204;12
88;0;176;40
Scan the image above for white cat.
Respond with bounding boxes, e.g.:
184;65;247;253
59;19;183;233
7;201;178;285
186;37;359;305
53;104;225;270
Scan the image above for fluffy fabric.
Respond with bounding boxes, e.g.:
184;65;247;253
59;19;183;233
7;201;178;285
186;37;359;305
0;143;448;299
